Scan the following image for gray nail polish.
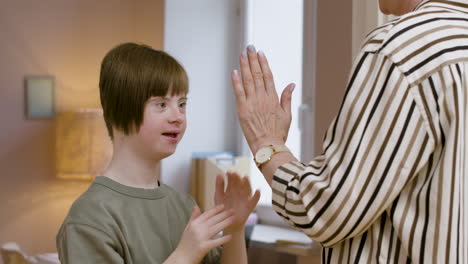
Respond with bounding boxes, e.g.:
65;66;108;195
247;45;255;53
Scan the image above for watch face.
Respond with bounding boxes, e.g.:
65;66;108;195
255;147;273;163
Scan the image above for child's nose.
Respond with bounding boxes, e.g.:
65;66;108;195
168;107;184;123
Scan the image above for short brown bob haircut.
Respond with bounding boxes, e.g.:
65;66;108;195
99;42;188;139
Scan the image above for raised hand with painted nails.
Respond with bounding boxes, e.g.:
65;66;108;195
231;45;296;156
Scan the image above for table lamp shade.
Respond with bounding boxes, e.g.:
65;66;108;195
55;109;112;180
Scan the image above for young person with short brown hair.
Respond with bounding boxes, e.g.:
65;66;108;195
57;42;259;264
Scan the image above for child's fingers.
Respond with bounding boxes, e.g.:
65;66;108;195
197;204;225;222
225;172;234;192
189;206;201;222
241;176;252;194
206;209;235;228
207;234;232;250
209;214;236;237
226;172;241;192
214;174;225;204
249;190;261;212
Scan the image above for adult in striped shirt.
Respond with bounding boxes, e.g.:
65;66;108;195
231;0;467;262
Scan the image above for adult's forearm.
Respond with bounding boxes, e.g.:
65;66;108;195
259;151;298;186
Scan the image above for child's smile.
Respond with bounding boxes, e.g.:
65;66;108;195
162;131;181;143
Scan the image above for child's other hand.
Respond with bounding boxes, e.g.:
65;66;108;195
214;172;261;233
175;205;234;263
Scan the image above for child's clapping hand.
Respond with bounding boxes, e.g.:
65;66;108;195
166;172;260;264
215;172;261;233
169;204;235;264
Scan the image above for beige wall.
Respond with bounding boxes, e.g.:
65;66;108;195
352;0;380;58
313;1;353;154
0;0;164;260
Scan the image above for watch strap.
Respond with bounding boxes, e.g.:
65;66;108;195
255;144;290;168
272;145;290;153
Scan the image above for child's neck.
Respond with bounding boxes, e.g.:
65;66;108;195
104;144;161;189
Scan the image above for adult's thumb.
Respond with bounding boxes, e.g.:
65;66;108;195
280;83;295;114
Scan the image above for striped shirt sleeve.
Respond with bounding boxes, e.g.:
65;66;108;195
271;51;436;247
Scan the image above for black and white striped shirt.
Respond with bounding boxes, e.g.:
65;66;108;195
272;1;468;262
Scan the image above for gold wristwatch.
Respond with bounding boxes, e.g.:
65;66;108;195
254;145;290;168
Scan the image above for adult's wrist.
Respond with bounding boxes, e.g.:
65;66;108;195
251;137;285;155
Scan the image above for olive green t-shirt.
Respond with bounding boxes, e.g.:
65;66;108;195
56;176;221;264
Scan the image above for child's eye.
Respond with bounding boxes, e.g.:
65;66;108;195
179;102;187;108
156;102;166;109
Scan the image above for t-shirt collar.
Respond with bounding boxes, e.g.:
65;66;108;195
94;176;167;199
